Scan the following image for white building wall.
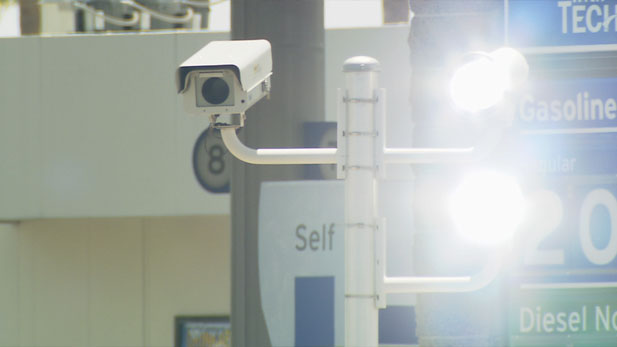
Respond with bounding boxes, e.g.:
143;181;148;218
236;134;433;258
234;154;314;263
0;32;232;219
0;216;230;347
0;26;411;220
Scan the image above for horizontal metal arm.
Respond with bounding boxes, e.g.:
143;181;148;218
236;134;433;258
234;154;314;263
382;126;504;164
383;147;475;164
220;128;337;165
382;253;502;293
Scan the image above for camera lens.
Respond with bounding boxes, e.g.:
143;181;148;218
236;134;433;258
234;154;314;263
202;77;230;105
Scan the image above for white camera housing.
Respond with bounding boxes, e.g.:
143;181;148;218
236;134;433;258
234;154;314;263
176;39;272;120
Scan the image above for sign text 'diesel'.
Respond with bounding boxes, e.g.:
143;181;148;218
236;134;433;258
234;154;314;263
510;287;617;346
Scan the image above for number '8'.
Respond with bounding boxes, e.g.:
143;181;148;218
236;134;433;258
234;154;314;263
208;144;225;175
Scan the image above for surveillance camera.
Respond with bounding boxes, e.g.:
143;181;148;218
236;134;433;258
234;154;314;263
176;39;272;123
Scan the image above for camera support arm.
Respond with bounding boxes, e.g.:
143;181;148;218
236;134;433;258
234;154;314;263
220;127;337;165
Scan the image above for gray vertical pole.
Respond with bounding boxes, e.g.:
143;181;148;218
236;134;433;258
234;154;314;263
230;1;325;346
19;0;40;35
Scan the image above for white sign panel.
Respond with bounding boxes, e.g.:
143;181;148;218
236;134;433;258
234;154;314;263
259;180;345;346
258;180;416;346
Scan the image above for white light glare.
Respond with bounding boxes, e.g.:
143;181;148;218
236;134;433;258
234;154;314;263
450;47;528;113
449;170;526;246
450;57;506;113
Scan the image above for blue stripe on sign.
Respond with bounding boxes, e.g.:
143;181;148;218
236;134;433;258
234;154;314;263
379;305;418;345
295;276;335;347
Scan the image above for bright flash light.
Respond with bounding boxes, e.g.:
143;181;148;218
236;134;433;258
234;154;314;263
450;57;506;113
449;170;525;246
450;47;528;113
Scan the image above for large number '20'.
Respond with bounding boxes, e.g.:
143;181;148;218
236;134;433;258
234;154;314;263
524;188;617;266
579;189;617;265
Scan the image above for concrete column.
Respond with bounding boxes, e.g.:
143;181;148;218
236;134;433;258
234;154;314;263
230;1;325;345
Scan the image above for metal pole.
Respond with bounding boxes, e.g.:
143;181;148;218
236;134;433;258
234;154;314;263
342;56;380;346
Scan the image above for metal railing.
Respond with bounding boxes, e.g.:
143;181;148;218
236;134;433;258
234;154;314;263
39;0;221;33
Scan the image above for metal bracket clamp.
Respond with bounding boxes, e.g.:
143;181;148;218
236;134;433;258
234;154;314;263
374;218;387;309
210;113;245;129
337;89;347;179
345;222;378;230
374;88;387;179
337;89;385;179
344;131;378;137
343;165;378;172
343;96;379;104
345;294;377;299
